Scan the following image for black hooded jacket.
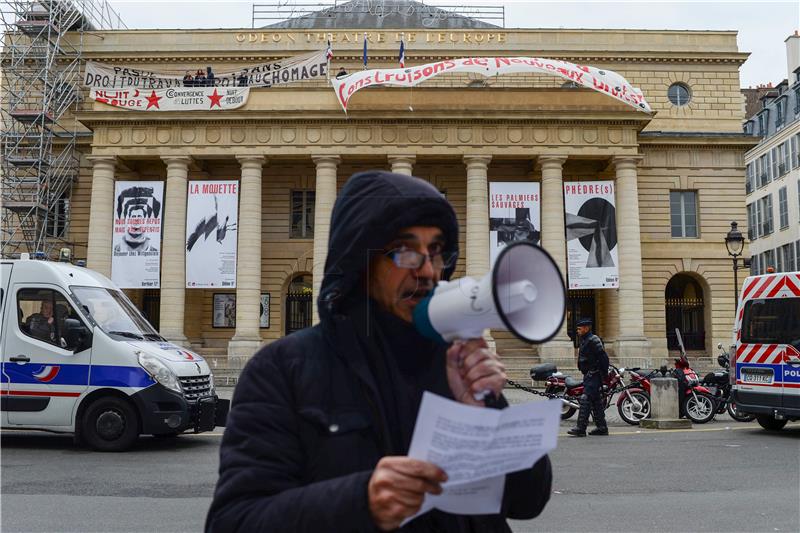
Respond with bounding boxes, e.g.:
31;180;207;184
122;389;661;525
206;171;552;532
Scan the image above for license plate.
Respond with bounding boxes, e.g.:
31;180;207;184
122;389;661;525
741;368;774;385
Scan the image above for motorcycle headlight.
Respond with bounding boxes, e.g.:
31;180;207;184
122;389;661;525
137;351;183;395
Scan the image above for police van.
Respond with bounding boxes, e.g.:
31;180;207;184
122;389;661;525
732;271;800;431
1;257;228;451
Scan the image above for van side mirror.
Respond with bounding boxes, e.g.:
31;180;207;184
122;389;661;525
64;318;92;353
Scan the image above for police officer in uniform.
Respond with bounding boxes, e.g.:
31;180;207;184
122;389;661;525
568;318;609;437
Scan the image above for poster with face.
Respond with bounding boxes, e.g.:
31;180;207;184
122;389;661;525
489;182;541;265
186;180;239;288
563;181;619;289
111;181;164;288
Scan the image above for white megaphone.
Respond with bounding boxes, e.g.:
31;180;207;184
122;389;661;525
413;241;566;345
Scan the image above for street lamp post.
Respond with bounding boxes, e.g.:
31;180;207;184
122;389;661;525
724;221;745;308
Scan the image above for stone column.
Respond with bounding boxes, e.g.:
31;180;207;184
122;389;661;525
228;155;266;366
388;155;416;176
159;156;191;344
463;156;495;348
463;156;492;278
86;155;116;277
613;156;652;363
538;155;575;362
311;156;340;325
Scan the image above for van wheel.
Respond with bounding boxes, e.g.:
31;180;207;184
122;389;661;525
756;415;787;432
82;397;140;452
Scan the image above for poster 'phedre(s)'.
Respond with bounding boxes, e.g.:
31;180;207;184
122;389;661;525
489;182;541;265
111;181;164;289
564;181;619;289
186;180;239;288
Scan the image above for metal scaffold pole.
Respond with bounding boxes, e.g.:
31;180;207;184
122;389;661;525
0;0;125;259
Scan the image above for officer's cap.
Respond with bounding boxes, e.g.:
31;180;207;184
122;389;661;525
576;318;593;327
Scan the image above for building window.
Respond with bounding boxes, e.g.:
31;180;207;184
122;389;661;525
792;134;800;169
756;195;774;237
757;111;769;136
795;85;800;114
764;249;775;272
745;162;754;194
46;194;70;238
779;186;789;229
743;120;754;135
667;83;691;106
775;97;786;128
780;242;796;272
757;153;770;187
290;190;315;239
669;191;698;238
771;147;780;179
746;203;756;241
780;141;791;175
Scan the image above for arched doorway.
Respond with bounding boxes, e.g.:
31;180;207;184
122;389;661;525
665;274;706;351
285;274;312;335
567;290;596;347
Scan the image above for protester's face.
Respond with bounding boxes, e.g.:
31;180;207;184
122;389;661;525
368;226;446;323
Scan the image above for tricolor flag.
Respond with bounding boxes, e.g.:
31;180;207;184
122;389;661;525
326;38;333;61
398;34;405;68
363;32;368;69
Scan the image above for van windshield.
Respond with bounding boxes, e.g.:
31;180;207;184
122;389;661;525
71;286;162;341
742;298;800;347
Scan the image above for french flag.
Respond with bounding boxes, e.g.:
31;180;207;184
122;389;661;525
398;35;405;68
326;39;333;61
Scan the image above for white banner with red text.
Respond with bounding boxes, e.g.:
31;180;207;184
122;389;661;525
489;182;541;266
331;57;651;113
564;181;619;290
90;87;249;112
84;50;328;90
111;181;164;289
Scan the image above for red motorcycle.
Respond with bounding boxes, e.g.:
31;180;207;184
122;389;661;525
530;363;649;424
673;329;716;424
616;367;654;425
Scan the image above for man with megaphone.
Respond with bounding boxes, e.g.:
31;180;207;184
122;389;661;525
207;171;554;533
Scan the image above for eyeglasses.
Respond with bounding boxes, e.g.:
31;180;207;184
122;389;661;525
385;246;457;270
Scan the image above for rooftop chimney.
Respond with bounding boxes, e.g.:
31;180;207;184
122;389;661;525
787;31;800;83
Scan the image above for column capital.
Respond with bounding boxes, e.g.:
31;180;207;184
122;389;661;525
312;155;341;167
537;155;568;170
86;155;117;167
612;155;644;169
236;154;266;167
160;155;193;166
463;155;491;168
387;154;416;164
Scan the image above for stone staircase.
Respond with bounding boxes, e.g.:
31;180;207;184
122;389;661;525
189;336;724;390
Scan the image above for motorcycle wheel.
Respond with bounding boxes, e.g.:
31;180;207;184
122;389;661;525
617;392;651;426
561;402;577;420
683;392;716;424
726;401;756;423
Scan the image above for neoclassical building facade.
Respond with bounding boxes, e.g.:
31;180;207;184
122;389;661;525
62;20;756;375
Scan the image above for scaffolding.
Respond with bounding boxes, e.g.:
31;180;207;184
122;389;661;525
1;0;125;258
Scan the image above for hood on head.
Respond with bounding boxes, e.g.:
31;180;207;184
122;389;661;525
317;170;459;324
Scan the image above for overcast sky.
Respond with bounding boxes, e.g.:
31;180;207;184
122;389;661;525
108;0;798;87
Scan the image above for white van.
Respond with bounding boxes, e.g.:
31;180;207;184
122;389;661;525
1;258;228;451
732;272;800;431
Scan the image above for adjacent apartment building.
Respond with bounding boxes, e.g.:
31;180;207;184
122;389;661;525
745;32;800;275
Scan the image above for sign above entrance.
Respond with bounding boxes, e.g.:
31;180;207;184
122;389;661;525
331;57;652;113
90;87;249;112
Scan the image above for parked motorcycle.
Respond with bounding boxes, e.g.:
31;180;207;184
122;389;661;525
530;363;649;424
616;367;655;426
673;329;716;424
702;343;756;422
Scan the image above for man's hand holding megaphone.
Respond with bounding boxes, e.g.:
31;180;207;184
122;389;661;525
446;338;507;406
